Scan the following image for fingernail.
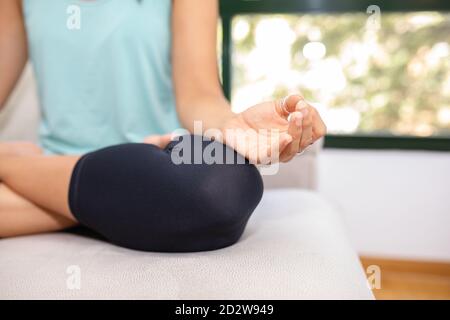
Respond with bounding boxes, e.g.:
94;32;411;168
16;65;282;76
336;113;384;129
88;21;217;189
297;100;308;109
287;113;292;122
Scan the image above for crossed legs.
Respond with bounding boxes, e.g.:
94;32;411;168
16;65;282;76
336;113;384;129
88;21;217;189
0;142;79;237
0;137;264;252
0;184;77;237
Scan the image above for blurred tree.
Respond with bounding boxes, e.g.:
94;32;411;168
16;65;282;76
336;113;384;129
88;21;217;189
231;12;450;137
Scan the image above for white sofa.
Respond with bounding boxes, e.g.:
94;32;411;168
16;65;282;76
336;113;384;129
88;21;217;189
0;66;373;299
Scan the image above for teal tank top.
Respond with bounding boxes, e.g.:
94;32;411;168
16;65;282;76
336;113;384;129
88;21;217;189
22;0;181;155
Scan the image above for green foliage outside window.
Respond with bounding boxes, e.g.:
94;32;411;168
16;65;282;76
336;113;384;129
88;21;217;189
230;13;450;137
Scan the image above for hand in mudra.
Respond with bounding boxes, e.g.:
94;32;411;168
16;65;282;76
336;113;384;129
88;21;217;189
222;95;327;164
143;94;327;165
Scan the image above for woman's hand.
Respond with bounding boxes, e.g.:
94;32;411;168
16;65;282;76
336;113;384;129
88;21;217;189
143;134;173;149
221;95;327;164
143;94;327;164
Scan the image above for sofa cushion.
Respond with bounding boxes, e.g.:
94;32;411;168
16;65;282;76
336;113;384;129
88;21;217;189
0;189;373;299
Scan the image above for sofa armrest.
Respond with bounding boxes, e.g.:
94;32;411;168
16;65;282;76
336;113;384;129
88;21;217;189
262;138;323;191
0;64;40;142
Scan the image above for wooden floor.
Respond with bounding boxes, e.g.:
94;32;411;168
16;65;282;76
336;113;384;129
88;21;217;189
360;257;450;300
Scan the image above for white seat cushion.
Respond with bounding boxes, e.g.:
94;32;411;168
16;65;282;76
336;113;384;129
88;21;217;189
0;189;373;299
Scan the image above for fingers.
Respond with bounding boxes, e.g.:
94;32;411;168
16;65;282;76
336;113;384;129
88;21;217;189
278;99;315;162
264;132;293;165
280;97;314;162
275;94;304;119
311;107;327;141
297;100;314;150
143;134;173;149
143;135;160;145
159;134;174;148
263;93;327;164
279;111;303;162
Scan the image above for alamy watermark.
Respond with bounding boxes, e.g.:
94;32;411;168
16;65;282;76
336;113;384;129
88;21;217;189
66;265;81;290
167;122;284;176
365;5;381;54
366;264;381;290
366;5;381;31
66;5;81;30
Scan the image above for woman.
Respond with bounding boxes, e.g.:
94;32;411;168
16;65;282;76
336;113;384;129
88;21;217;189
0;0;326;251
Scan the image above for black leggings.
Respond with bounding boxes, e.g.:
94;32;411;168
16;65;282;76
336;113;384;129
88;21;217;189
68;135;264;252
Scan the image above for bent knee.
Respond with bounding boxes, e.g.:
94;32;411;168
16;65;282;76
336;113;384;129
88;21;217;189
135;164;264;253
191;161;264;250
167;135;264;226
69;138;264;253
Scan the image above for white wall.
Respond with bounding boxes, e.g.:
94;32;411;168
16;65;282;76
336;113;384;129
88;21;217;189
318;149;450;262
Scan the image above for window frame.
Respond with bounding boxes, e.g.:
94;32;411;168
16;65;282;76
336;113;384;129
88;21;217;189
219;0;450;151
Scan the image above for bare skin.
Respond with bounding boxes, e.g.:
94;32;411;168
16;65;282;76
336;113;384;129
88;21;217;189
0;142;77;237
0;0;327;238
0;184;77;237
0;155;78;220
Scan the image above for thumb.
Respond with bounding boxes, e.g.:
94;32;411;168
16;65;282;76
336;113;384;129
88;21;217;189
275;94;304;119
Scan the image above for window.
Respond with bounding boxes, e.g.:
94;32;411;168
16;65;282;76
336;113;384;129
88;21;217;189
220;0;450;150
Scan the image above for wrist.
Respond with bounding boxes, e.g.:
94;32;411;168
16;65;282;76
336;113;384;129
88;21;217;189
220;112;243;144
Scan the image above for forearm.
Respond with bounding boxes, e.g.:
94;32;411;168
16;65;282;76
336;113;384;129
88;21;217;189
0;184;77;238
0;154;79;220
